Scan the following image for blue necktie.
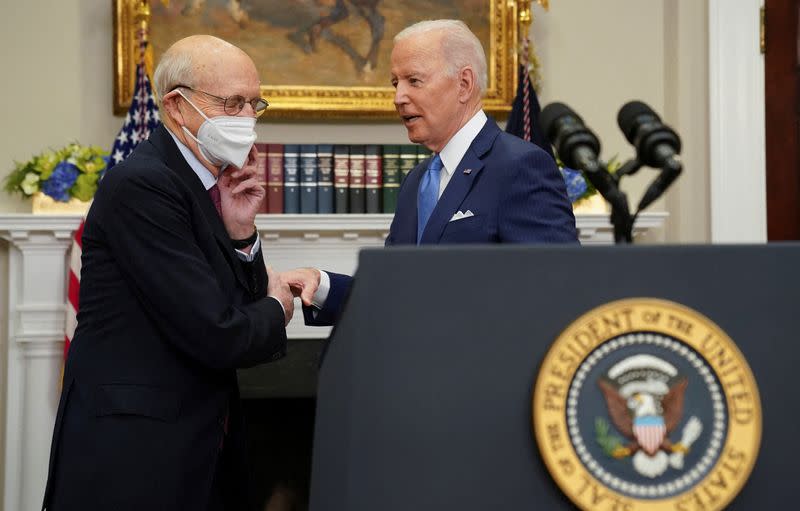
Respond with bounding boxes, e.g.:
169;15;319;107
417;154;443;244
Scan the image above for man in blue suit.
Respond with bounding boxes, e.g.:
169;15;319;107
285;19;577;325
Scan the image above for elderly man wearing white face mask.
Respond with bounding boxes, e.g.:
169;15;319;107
42;35;294;511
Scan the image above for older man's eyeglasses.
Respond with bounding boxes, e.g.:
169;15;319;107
174;85;269;117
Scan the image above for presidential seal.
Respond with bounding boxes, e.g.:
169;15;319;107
532;299;761;511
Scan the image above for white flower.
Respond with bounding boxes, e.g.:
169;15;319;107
21;172;40;195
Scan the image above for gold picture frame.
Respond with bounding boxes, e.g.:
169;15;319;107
113;0;531;119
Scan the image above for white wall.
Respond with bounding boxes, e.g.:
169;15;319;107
663;0;711;242
533;0;708;242
534;0;666;205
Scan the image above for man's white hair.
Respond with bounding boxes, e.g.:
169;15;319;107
394;19;488;95
153;49;197;113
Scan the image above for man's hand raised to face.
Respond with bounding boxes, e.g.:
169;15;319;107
218;144;264;242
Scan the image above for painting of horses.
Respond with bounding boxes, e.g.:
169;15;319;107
114;0;522;118
150;0;489;87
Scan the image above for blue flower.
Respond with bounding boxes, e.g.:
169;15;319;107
41;161;79;202
560;167;589;203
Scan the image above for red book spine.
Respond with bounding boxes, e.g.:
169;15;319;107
267;143;284;214
348;148;366;214
333;145;350;214
255;143;268;213
365;145;382;214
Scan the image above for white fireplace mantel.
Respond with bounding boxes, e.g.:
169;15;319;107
0;211;665;510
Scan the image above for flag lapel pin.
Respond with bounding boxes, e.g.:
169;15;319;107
463;168;473;175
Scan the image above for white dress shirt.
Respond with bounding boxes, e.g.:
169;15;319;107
311;110;489;309
436;109;488;198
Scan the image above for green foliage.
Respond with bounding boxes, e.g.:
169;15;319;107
3;160;33;195
72;173;101;202
595;417;624;457
3;143;109;202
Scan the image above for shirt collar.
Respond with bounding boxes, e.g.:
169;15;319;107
168;129;217;191
438;110;488;176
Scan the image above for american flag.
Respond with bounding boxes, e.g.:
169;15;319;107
109;59;161;169
505;36;552;158
64;36;160;361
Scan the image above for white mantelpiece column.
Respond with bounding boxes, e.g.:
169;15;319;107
0;216;79;511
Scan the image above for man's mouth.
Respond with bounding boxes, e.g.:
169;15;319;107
401;114;421;124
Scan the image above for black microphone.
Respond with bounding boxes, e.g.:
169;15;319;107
540;102;628;213
617;101;682;211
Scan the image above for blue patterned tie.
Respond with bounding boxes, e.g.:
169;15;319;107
417;154;443;244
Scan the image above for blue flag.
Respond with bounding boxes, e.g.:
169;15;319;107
505;64;553;159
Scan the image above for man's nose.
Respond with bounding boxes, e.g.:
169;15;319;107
239;102;257;117
394;83;409;107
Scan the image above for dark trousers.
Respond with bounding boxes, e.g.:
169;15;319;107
208;456;224;511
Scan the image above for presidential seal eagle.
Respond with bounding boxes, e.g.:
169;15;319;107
597;354;703;478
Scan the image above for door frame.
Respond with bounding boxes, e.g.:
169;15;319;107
709;0;767;242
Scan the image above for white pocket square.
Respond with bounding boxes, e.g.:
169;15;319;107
449;210;474;222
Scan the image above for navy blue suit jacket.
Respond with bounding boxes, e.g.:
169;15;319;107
306;118;577;326
43;126;287;511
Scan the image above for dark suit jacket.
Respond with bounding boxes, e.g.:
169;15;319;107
306;118;577;326
43;126;287;511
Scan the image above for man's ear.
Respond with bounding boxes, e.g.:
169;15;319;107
161;91;185;126
457;66;476;104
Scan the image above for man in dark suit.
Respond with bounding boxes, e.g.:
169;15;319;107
42;35;294;510
284;20;577;325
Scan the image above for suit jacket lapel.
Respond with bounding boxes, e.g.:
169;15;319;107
149;126;251;289
419;119;501;244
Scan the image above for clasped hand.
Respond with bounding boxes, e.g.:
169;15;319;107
267;268;322;327
267;267;295;326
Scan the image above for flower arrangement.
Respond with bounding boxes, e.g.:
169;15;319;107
559;156;622;203
3;143;110;202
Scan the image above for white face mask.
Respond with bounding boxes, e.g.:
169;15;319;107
176;89;257;169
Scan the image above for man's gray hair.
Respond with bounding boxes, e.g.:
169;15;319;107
153;48;196;111
394;19;488;95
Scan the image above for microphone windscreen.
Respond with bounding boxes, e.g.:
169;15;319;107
617;101;660;143
539;102;578;141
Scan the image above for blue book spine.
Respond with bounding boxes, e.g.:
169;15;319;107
300;144;318;214
283;145;300;214
317;144;334;214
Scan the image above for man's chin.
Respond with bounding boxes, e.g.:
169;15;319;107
405;128;425;145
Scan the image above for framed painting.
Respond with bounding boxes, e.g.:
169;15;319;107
114;0;529;118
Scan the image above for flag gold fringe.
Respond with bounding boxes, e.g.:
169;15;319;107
518;1;550;93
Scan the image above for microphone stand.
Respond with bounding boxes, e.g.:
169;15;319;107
611;159;639;244
609;198;634;243
588;157;678;244
582;161;634;244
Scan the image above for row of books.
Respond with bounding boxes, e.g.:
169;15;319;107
253;143;432;214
